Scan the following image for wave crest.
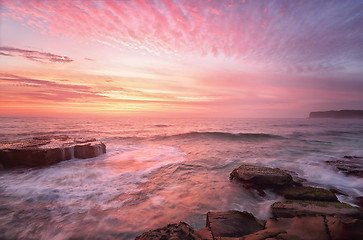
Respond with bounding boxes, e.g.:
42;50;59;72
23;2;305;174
157;131;282;141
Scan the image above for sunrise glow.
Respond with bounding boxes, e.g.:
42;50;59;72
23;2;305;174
1;0;362;118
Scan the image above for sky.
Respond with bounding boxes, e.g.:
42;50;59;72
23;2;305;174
0;0;362;118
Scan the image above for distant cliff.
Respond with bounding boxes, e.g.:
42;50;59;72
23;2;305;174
309;110;363;119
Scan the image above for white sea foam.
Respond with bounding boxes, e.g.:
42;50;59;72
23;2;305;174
0;144;186;213
1;117;363;239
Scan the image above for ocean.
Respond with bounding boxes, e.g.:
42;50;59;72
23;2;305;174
0;117;362;239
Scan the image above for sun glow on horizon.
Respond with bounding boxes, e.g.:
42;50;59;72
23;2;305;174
1;0;362;118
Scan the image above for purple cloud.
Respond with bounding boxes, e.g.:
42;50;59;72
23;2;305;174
0;47;73;63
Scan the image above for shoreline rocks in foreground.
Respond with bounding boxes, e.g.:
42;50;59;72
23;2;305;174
229;164;295;194
136;211;363;240
0;135;106;169
136;163;363;239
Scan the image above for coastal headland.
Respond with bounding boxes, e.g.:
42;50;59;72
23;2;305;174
309;110;363;119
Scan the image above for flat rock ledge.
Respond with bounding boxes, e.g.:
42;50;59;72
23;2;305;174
229;164;295;192
136;163;363;239
271;200;361;219
0;135;106;169
278;186;338;202
135;210;363;240
206;210;264;238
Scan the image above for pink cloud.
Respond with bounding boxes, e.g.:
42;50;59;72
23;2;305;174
2;0;361;74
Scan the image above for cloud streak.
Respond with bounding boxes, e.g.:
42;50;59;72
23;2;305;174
0;47;74;63
2;0;363;72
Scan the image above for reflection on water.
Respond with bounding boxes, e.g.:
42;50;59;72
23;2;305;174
0;117;363;239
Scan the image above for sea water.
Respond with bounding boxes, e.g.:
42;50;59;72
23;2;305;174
0;117;362;239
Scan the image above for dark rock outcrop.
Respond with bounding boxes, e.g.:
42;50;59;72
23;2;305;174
271;200;361;218
309;110;363;119
0;135;106;169
264;215;363;240
135;222;201;240
230;164;294;192
325;156;363;177
279;186;338;202
206;210;264;238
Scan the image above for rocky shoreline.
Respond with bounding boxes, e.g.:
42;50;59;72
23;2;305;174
136;164;363;240
1;137;361;239
0;135;106;169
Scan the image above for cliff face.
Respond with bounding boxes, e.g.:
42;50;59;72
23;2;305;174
309;110;363;119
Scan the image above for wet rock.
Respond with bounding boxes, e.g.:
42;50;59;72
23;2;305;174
329;188;348;196
135;222;201;240
326;216;363;240
230;164;294;192
266;216;330;240
279;186;338;202
74;142;106;159
195;227;213;240
282;170;306;185
0;135;106;169
355;196;363;208
325;157;363;177
264;215;363;240
271;200;361;218
206;210;264;238
240;228;287;240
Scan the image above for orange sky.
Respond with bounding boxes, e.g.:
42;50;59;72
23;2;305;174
1;0;362;118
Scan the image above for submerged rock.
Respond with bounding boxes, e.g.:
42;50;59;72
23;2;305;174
325;156;363;177
0;135;106;169
271;200;361;218
206;210;264;238
279;186;338;202
230;164;294;192
135;222;201;240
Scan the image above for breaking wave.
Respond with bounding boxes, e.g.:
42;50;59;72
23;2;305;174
156;131;282;141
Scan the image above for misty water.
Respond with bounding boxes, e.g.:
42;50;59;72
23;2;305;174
0;117;362;239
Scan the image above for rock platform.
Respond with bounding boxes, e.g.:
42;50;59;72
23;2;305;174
0;135;106;169
136;162;363;239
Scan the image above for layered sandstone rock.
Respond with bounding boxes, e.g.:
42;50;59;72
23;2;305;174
0;135;106;169
206;210;264;238
230;164;294;192
271;200;361;218
135;210;363;240
278;186;338;202
135;222;202;240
